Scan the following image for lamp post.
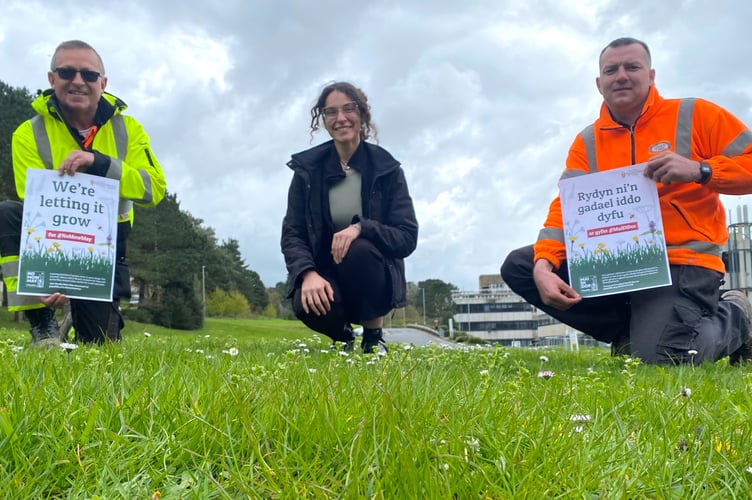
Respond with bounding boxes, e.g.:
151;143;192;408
202;265;206;321
421;287;426;325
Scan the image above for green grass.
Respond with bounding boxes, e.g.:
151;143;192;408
0;311;314;341
0;315;751;498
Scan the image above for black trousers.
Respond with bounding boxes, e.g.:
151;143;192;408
293;238;391;342
0;200;127;344
501;244;746;364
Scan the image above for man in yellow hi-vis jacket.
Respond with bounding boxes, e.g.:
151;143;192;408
0;40;166;346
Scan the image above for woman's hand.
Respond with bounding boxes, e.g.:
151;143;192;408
331;223;361;264
300;270;334;315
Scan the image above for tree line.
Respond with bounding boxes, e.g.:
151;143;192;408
1;80;458;330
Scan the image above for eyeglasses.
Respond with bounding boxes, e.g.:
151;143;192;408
322;102;358;119
53;67;102;83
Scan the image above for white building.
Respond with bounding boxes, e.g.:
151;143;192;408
725;205;752;292
452;274;575;346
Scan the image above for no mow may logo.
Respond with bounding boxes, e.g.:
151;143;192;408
25;271;46;288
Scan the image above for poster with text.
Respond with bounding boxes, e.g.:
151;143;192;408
559;163;671;298
17;169;120;301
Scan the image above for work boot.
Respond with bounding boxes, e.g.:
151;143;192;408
26;307;61;348
361;327;388;355
722;290;752;364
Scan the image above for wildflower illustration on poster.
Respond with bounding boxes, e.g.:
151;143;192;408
559;163;672;298
17;169;120;301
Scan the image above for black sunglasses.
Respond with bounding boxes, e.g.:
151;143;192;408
53;67;102;83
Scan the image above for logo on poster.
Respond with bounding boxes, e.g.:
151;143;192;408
25;271;46;288
579;275;599;293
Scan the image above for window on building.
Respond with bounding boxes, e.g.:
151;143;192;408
467;321;537;331
456;303;534;314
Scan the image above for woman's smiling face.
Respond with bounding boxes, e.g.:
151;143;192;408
323;90;361;147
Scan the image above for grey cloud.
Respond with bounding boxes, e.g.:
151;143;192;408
4;0;752;291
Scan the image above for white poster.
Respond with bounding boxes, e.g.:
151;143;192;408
17;169;120;301
559;163;671;297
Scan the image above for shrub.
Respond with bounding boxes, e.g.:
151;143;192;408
206;288;251;317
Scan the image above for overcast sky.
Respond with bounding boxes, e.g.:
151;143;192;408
3;0;752;291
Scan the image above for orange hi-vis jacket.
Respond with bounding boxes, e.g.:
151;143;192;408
535;85;752;274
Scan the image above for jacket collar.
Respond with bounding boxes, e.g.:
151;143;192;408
288;139;400;175
33;89;127;127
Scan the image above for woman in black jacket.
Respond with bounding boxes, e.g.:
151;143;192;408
281;82;418;354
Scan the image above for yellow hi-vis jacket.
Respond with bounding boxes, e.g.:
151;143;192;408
12;90;166;220
4;90;166;310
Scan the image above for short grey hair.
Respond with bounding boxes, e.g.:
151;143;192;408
50;40;105;74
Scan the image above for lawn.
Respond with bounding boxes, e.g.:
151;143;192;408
0;315;751;498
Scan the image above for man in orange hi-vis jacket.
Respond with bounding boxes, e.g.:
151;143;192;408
501;37;752;365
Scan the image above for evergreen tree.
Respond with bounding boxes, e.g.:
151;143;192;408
413;279;459;327
128;192;269;328
268;280;294;319
216;239;268;313
129;193;213;329
151;282;203;330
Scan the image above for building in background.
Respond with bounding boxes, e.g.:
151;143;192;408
452;274;594;347
725;205;752;292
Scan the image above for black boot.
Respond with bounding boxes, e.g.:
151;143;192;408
362;327;388;355
26;307;61;348
330;324;356;352
724;290;752;364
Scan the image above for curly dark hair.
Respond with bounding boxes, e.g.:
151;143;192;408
309;81;378;143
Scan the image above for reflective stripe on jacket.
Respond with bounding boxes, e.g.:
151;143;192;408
535;85;752;273
11;90;166;225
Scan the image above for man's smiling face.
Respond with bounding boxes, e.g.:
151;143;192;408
48;47;107;121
